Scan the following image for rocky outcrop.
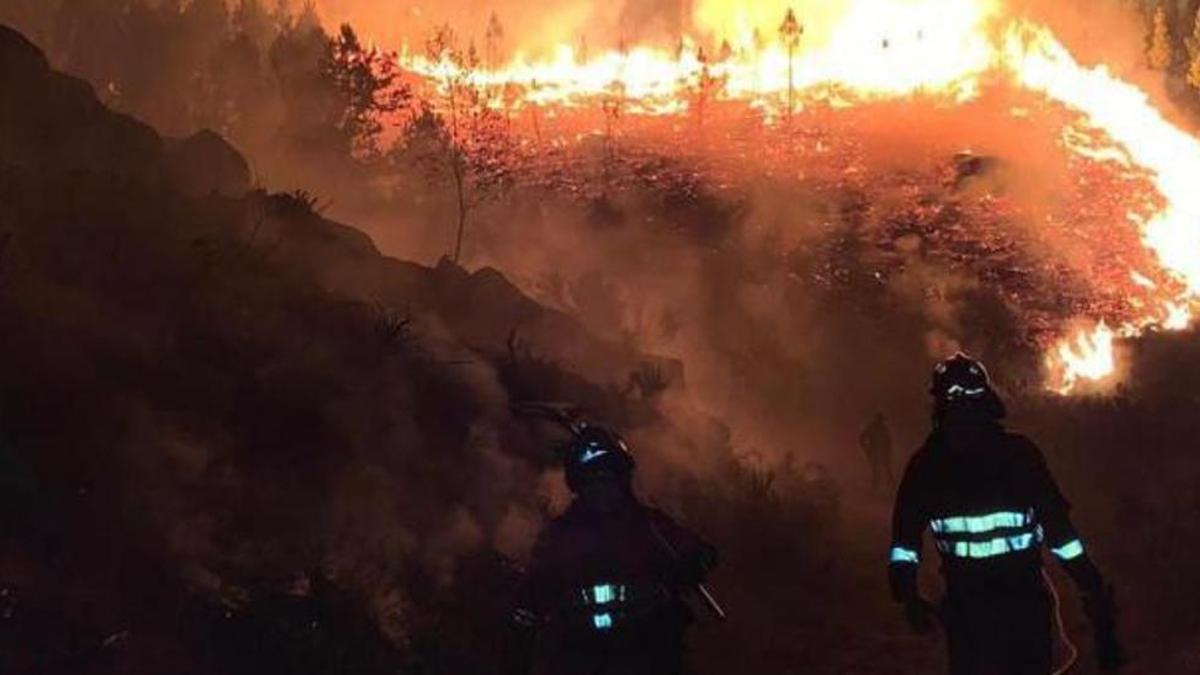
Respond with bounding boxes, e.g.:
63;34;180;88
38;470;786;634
0;22;665;384
0;24;164;183
166;129;252;197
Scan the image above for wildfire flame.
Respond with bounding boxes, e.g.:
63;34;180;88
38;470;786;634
1046;322;1117;395
398;0;1200;393
405;0;1000;111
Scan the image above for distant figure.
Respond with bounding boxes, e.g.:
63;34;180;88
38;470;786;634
888;353;1125;674
503;425;718;675
859;411;895;490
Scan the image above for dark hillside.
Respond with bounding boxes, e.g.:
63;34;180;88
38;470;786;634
0;24;681;674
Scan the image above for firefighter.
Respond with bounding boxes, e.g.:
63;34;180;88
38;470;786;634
503;424;718;675
888;353;1125;674
859;411;895;490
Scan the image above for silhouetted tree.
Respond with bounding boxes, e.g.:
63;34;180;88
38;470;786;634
398;104;516;263
576;33;589;63
270;21;341;160
718;39;734;62
1149;4;1175;69
779;7;803;117
751;27;765;52
267;20;410;165
691;45;722;130
424;23;478;141
602;83;625;169
320;24;411;157
485;11;505;71
1187;7;1200;89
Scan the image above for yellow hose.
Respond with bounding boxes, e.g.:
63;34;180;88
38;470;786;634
1044;568;1080;675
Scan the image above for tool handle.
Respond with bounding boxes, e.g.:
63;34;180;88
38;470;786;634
696;583;727;621
647;517;726;621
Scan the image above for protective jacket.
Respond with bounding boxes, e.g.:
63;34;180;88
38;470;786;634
505;496;716;675
888;414;1110;674
890;420;1101;591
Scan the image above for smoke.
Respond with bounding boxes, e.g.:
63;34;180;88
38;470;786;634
442;80;1111;471
0;0;1155;476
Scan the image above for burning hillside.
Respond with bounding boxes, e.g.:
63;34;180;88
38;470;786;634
11;6;1200;673
388;0;1200;393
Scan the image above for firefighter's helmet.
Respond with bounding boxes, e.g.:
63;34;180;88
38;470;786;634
563;424;635;493
931;353;992;401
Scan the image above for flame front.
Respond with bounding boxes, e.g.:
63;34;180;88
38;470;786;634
1003;23;1200;392
697;0;998;98
405;0;1002;110
399;0;1200;393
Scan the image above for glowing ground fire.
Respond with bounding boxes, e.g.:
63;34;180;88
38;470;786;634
398;0;1200;393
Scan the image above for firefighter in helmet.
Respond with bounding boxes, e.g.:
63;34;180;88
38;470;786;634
888;353;1125;674
503;424;718;675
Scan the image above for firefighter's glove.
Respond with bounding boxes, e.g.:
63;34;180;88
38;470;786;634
903;596;938;635
1083;585;1127;671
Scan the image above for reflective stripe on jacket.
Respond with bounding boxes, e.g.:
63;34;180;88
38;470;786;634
888;423;1086;601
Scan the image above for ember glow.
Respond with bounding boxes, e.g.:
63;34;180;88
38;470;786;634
396;0;1200;393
